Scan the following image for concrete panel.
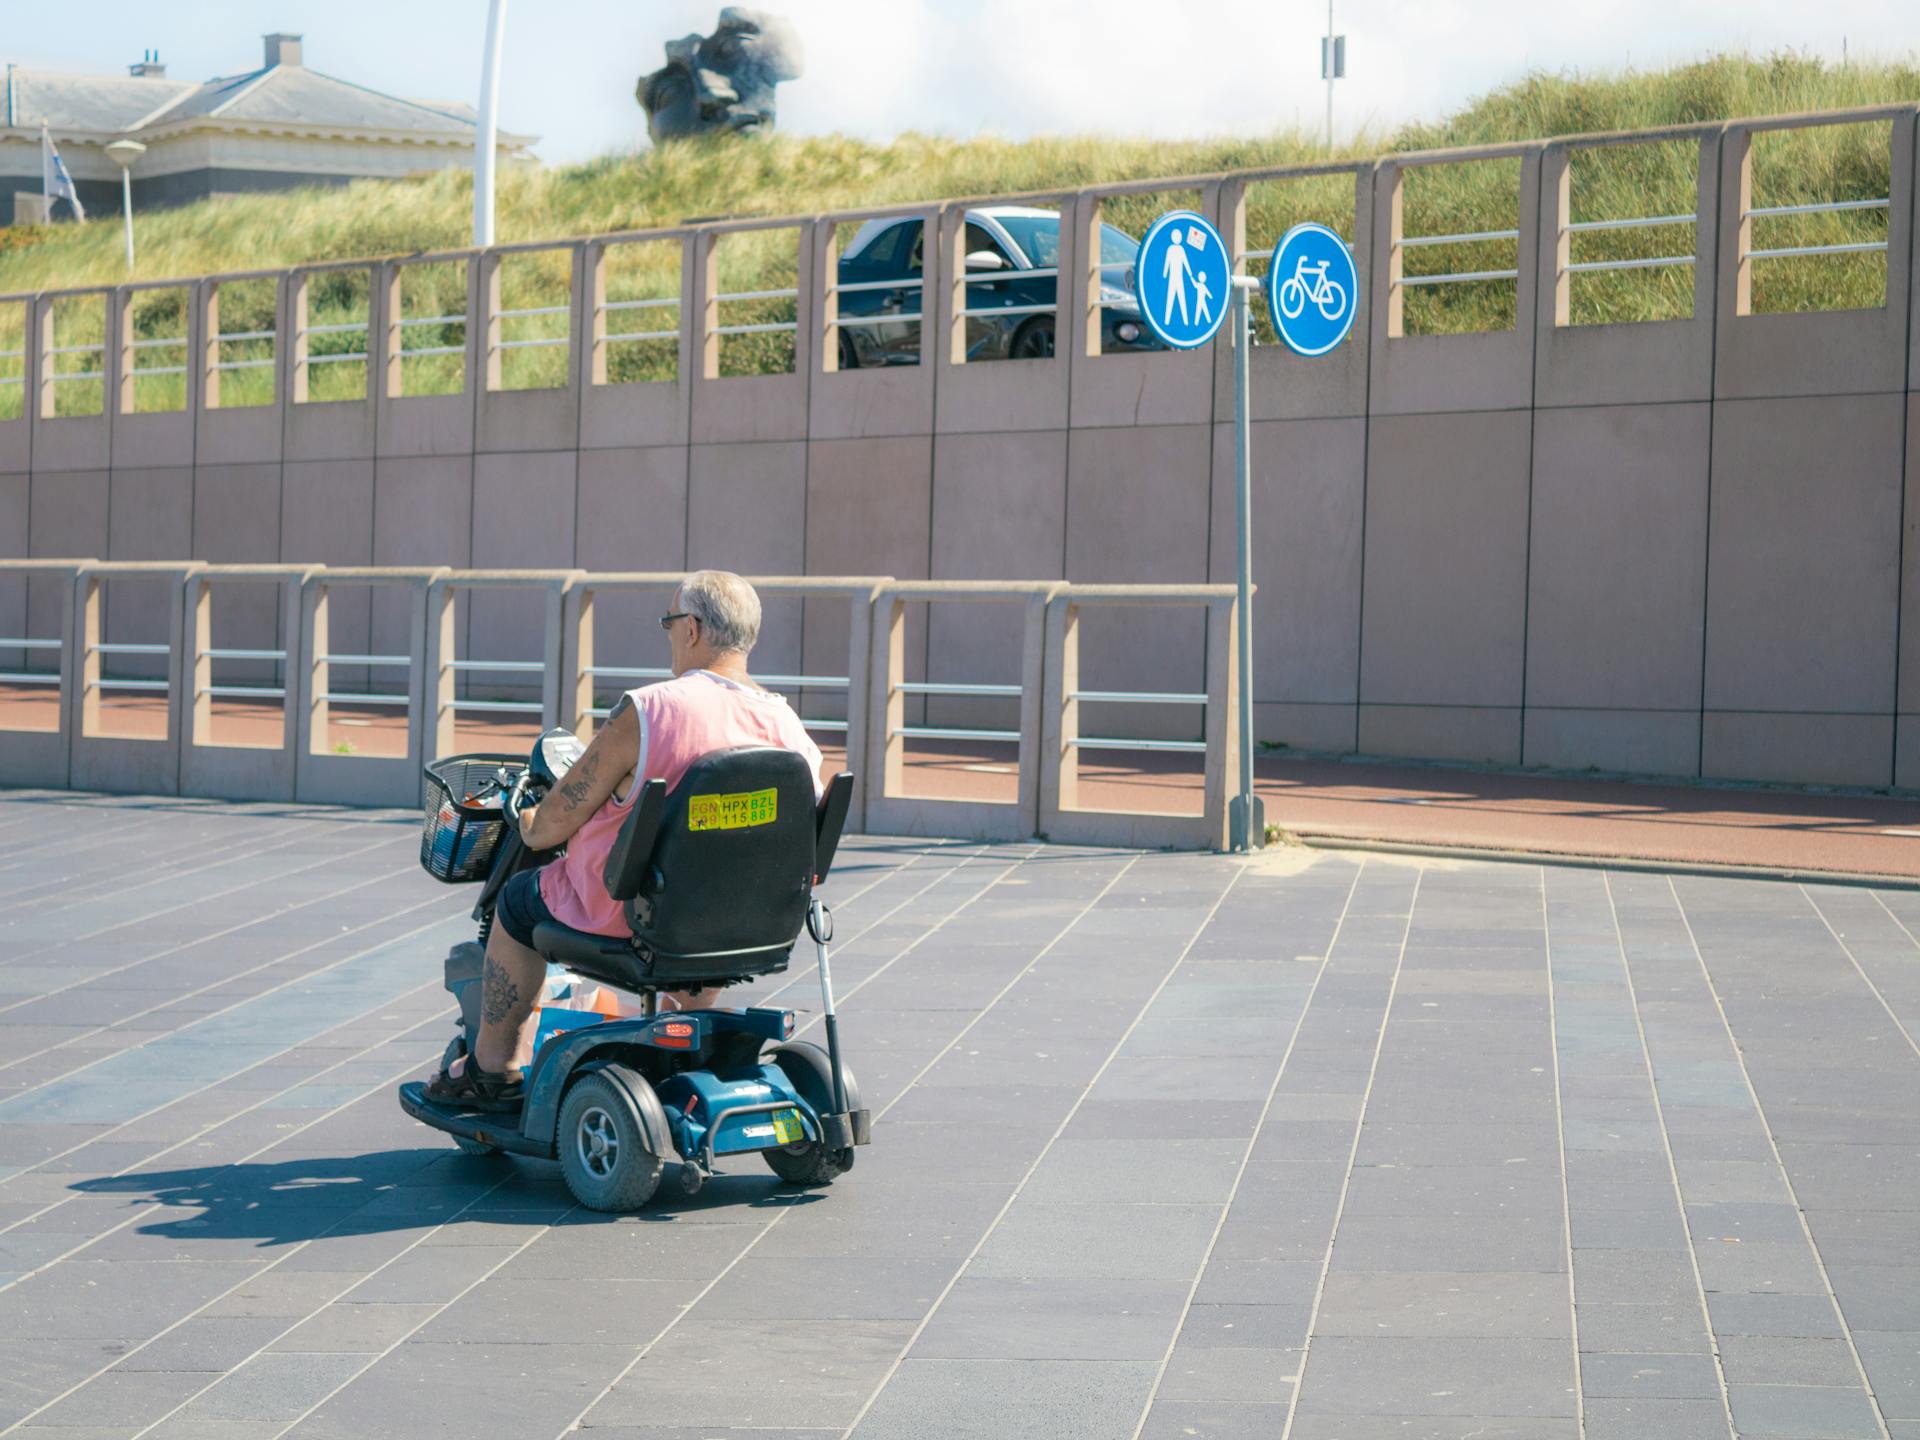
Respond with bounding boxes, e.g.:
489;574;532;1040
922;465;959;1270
1064;424;1212;739
933;198;1076;436
1702;711;1893;788
1704;394;1901;714
1526;403;1709;711
804;436;931;719
1898;391;1920;713
1533;136;1719;408
470;451;577;681
1214;170;1374;423
575;446;688;573
281;459;375;688
685;441;806;576
372;456;472;662
1896;715;1920;791
1369;149;1542;416
0;414;26;475
1358;704;1522;764
1714;116;1914;401
1522;708;1700;777
28;469;108;648
1359;409;1532;707
193;464;283;563
1255;700;1355;754
0;471;25;559
927;430;1068;721
107;467;193;561
811;211;937;440
1208;417;1364;712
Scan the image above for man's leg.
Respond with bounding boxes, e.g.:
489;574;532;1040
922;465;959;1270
472;922;545;1074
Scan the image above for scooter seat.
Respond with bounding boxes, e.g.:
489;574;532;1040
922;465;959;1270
530;920;636;973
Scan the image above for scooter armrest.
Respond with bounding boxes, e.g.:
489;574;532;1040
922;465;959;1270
603;779;666;901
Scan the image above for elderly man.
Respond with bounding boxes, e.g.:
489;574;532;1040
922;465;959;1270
427;569;822;1112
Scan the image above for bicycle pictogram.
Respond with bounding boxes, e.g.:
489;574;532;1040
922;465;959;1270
1275;255;1348;322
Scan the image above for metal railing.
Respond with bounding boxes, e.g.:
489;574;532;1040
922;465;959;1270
890;680;1024;745
0;635;60;686
599;294;680;347
713;286;801;338
397;313;468;360
1395;227;1523;288
1562;213;1697;275
1743;196;1891;262
299;320;369;369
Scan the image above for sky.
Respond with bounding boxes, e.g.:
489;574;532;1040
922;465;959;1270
4;1;1915;163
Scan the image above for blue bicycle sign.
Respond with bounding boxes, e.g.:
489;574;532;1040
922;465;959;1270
1265;222;1358;356
1134;210;1231;349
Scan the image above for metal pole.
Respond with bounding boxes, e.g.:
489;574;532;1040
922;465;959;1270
473;0;508;248
1228;278;1263;851
1326;0;1334;152
119;166;134;276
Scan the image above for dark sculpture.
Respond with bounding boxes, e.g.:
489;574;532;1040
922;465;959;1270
638;7;804;143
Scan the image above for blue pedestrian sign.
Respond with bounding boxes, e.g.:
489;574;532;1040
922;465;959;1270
1134;210;1231;349
1266;222;1359;356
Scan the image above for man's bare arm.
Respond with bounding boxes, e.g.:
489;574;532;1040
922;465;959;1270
518;701;640;851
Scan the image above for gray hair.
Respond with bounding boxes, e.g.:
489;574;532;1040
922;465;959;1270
677;570;761;655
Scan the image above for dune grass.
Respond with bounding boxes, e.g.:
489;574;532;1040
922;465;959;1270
0;50;1912;391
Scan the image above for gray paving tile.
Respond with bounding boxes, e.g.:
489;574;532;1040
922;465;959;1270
1829;1263;1920;1330
509;1215;760;1279
1155;1344;1297;1403
584;1319;915;1431
1691;1239;1829;1296
1577;1303;1712;1354
1137;1400;1294;1439
1329;1212;1566;1272
1294;1337;1576;1417
1190;1257;1323;1307
1720;1335;1864;1387
289;1339;634;1440
1569;1207;1690;1250
1574;1249;1699;1307
693;1255;952;1322
1316;1270;1572;1340
968;1201;1221;1281
1580;1351;1721;1399
270;1302;443;1352
1579;1396;1732;1439
1854;1330;1920;1420
1725;1382;1882;1438
338;1243;520;1303
1179;1302;1313;1349
1708;1289;1848;1338
1019;1138;1247;1204
183;1352;369;1422
1343;1161;1564;1217
116;1315;291;1371
912;1276;1188;1360
848;1358;1159;1440
23;1368;210;1428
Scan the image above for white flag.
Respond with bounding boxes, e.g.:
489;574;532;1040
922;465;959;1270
42;127;84;220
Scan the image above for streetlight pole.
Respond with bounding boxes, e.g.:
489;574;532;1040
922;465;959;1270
473;0;508;247
1228;273;1265;852
105;139;146;276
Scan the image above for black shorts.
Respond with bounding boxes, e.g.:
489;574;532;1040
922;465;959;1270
496;868;558;948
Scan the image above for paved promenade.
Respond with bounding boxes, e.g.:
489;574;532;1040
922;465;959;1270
0;790;1916;1439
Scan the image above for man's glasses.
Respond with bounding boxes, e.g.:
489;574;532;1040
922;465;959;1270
658;611;692;631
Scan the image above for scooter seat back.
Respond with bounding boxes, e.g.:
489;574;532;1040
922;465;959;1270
633;746;819;982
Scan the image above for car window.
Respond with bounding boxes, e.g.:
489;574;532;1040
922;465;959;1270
855;221;919;276
1098;224;1140;266
993;215;1057;269
963;223;1013;269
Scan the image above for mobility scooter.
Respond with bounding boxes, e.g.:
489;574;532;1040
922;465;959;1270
398;729;871;1211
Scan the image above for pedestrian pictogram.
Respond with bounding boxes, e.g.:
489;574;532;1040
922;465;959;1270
1133;211;1231;349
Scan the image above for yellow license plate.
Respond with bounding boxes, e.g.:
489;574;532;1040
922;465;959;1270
688;787;778;831
770;1109;805;1144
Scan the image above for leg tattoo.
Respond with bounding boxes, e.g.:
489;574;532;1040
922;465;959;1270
481;954;522;1027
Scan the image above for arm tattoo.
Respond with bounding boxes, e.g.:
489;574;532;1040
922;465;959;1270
557;747;602;811
481;955;522;1026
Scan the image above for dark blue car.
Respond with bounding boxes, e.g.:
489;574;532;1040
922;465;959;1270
833;205;1166;367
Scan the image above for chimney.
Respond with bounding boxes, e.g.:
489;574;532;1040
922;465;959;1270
263;33;303;68
128;49;167;78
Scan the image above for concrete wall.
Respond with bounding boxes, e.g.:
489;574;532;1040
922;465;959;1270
7;106;1920;790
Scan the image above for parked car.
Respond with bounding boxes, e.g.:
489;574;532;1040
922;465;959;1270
833;205;1165;368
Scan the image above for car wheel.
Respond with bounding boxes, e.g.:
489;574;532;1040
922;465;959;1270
837;331;860;372
1011;316;1055;360
558;1072;664;1211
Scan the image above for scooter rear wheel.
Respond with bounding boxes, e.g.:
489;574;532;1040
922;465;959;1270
558;1073;663;1211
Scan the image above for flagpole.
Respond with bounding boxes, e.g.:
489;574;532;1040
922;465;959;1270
40;123;51;221
473;0;507;247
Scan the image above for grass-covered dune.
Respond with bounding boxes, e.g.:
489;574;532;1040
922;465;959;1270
1;50;1914;410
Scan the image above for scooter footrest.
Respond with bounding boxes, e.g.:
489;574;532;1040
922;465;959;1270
821;1109;872;1148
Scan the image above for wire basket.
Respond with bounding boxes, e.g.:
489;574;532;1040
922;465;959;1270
420;755;520;884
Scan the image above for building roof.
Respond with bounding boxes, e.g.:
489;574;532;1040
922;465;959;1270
3;50;534;149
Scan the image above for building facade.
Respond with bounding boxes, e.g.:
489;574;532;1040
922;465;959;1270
0;33;535;222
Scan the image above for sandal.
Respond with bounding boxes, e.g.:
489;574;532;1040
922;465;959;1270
425;1049;525;1114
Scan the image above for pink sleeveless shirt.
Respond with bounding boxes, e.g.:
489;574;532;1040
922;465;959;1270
538;669;825;936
